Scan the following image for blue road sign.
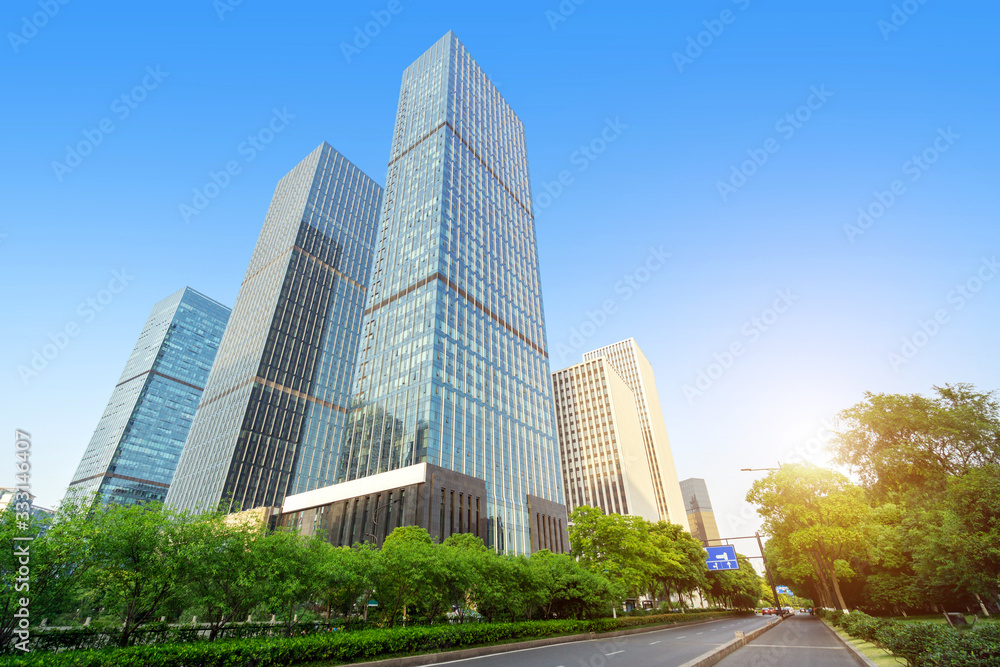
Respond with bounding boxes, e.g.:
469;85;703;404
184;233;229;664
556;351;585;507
705;545;739;571
776;586;794;596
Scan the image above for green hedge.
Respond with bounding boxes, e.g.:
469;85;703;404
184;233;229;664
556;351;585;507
20;623;333;653
1;611;745;667
821;609;1000;666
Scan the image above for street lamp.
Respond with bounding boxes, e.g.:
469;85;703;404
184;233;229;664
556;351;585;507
739;465;783;615
364;497;402;545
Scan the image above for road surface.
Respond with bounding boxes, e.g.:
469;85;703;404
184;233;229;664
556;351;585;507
715;613;860;666
435;615;777;667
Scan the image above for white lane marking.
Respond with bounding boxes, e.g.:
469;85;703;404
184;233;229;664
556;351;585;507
677;635;686;639
606;650;624;656
650;641;661;645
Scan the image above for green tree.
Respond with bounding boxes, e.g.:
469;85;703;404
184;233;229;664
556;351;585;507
705;554;763;609
648;521;706;609
568;506;660;600
316;542;374;621
371;526;439;626
259;530;325;635
176;512;271;640
81;502;187;646
440;533;489;622
943;465;1000;603
747;463;870;611
528;549;620;619
903;466;1000;610
474;554;534;622
0;497;92;648
831;384;1000;500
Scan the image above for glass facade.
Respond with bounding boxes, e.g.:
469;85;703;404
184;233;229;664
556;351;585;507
65;288;230;506
337;32;564;554
166;143;383;513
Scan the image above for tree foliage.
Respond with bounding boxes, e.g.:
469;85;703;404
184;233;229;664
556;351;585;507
705;554;763;610
751;384;1000;615
831;383;1000;499
568;506;746;609
747;463;869;611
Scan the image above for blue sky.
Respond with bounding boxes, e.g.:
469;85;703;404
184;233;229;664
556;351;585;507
3;0;998;554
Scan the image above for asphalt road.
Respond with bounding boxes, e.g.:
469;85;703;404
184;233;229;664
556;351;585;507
435;615;777;667
715;613;858;666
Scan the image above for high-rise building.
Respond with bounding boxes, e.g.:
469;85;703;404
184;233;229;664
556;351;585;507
680;478;721;545
65;288;230;506
551;357;659;522
334;32;566;554
166;143;383;513
582;339;689;530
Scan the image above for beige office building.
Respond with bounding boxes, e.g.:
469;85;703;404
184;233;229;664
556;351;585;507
679;477;721;545
551;357;659;523
581;339;689;530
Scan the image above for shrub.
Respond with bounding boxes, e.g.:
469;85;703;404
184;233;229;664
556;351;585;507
825;612;1000;666
924;623;1000;667
840;611;890;643
0;611;747;666
874;621;954;667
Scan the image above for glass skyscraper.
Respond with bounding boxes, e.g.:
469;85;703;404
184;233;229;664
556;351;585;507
166;143;383;513
337;32;564;554
65;287;230;506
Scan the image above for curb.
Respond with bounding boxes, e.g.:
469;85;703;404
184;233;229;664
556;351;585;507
675;616;783;667
819;620;880;667
347;614;752;667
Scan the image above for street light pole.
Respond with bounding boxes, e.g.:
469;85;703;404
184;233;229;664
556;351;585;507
756;531;782;616
741;466;783;615
365;497;402;545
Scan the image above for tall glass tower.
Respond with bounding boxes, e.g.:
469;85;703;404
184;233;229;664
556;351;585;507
337;32;563;554
166;143;383;513
65;288;230;506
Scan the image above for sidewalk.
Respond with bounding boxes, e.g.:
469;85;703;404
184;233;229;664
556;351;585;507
715;613;862;666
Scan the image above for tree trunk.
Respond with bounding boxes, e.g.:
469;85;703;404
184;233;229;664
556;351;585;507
808;552;835;608
828;564;849;612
